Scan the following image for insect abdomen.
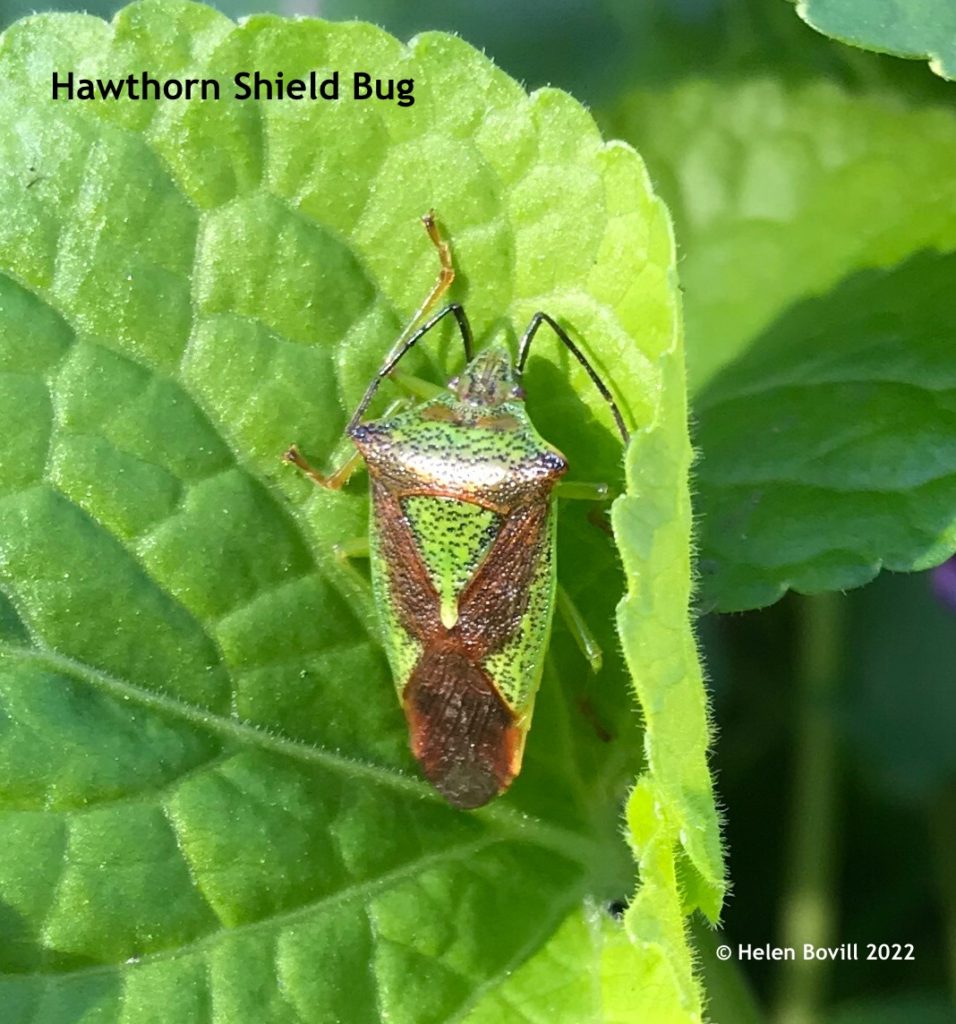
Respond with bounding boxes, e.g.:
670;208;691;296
403;647;521;809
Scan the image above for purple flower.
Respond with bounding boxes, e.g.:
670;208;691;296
931;557;956;613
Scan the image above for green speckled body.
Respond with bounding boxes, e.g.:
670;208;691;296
349;346;567;808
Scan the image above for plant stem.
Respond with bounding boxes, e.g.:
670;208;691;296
930;784;956;1007
773;591;844;1024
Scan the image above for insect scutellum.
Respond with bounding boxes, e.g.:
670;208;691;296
283;212;628;809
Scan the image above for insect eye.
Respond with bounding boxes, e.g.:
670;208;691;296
447;375;460;392
511;385;526;400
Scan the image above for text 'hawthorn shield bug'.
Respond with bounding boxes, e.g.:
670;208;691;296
285;213;628;809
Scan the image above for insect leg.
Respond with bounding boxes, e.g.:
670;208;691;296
328;536;375;600
408;210;456;332
389;368;446;402
283;212;467;486
556;583;603;673
554;480;613;501
333;536;370;563
517;313;628;443
347;303;474;432
283;444;364;490
284;396;407;489
553;484;613;668
371;211;467;376
555;480;615;537
348;211;472;429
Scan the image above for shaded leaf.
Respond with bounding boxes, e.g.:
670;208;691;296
694;252;956;611
603;77;956;394
0;0;282;31
793;0;956;81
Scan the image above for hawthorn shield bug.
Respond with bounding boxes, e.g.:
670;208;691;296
285;214;627;809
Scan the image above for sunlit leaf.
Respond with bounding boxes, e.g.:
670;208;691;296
0;1;721;1019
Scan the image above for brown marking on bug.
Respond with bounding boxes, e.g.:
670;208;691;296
474;413;521;431
369;475;554;808
420;405;459;422
419;405;520;432
454;501;549;658
403;647;523;809
371;481;443;642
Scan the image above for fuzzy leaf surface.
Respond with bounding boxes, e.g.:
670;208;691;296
0;1;720;1020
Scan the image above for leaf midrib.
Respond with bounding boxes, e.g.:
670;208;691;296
0;641;599;863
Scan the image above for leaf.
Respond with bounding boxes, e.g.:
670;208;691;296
689;921;765;1024
0;1;721;1020
602;76;956;609
614;280;724;929
612;257;726;1014
793;0;956;82
694;251;956;611
602;77;956;395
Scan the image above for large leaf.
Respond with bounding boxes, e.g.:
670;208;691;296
792;0;956;82
0;1;721;1019
602;77;956;610
603;77;956;395
694;252;956;611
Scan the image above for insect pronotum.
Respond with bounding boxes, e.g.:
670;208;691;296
285;213;628;809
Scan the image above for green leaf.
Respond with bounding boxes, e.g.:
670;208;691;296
602;77;956;395
793;0;956;81
602;75;956;609
0;1;721;1020
694;251;956;611
612;254;726;1012
689;921;765;1024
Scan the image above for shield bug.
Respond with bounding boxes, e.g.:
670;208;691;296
285;213;627;809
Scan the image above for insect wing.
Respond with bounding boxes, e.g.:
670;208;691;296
367;484;557;808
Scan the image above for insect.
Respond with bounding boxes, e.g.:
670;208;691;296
285;213;627;809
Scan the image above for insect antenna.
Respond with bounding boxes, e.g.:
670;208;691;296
348;303;474;432
517;312;629;443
